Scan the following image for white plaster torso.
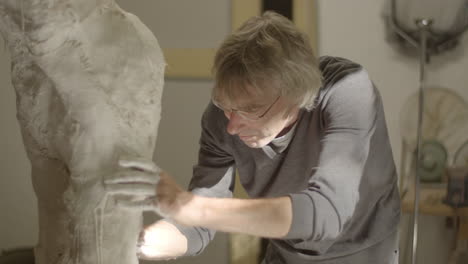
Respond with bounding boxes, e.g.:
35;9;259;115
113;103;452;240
0;1;165;263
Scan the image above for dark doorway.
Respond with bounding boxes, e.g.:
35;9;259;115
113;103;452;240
262;0;293;20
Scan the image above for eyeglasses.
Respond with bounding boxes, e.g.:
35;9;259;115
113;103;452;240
212;96;281;121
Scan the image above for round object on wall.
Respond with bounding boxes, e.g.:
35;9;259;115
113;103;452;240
400;86;468;163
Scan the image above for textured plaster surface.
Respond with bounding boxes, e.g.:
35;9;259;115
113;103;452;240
0;1;165;263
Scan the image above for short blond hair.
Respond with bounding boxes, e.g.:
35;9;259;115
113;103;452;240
212;11;322;110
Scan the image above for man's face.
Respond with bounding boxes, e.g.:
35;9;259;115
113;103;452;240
217;91;300;148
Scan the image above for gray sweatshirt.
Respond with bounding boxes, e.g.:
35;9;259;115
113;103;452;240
170;56;401;264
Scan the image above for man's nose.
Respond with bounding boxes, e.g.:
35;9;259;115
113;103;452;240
226;111;245;135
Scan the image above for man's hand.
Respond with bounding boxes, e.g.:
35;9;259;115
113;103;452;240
104;158;190;259
105;157;292;243
104;158;194;220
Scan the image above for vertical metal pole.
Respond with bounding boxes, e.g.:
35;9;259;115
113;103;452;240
411;18;431;264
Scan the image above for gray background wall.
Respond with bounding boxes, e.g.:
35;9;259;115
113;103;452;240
1;1;467;264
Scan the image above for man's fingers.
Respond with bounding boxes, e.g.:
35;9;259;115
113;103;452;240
106;183;156;196
119;158;160;173
105;170;160;184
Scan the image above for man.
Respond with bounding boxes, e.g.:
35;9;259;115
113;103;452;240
106;11;401;264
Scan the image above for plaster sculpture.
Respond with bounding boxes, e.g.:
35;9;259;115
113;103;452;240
0;1;165;263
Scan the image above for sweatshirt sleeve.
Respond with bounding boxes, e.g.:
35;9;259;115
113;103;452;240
168;103;236;256
283;70;378;248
